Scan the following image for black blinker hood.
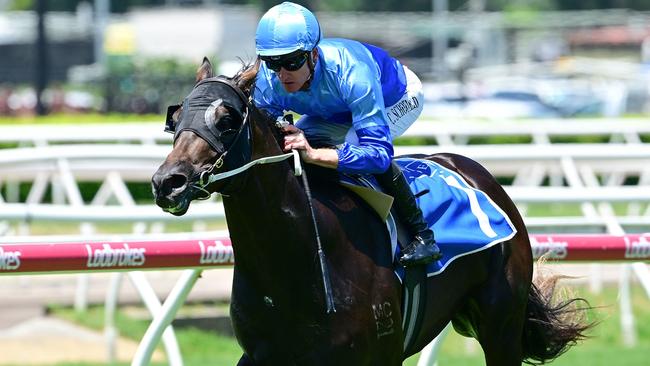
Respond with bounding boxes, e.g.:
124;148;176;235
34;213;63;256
172;77;247;153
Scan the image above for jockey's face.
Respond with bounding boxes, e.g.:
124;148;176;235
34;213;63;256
269;49;318;93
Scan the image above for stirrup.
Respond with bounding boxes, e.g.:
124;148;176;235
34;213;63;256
399;236;442;267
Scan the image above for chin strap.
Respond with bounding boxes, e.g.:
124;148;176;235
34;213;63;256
299;50;317;91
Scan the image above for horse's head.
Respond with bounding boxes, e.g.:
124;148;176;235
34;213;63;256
151;57;258;215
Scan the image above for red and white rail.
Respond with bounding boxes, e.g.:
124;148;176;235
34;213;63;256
0;238;234;274
1;234;648;275
1;233;648;366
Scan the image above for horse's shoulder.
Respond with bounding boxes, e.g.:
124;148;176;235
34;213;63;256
302;165;383;220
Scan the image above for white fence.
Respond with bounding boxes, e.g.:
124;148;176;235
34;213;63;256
0;119;648;146
1;141;647;236
0;120;649;365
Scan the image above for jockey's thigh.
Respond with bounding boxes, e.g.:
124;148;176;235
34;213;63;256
384;66;424;138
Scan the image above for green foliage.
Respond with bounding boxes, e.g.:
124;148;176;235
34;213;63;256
490;0;555;12
8;0;32;10
0;114;161;126
104;55;204;114
8;0;650;13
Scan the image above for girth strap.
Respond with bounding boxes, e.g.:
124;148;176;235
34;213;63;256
402;266;428;354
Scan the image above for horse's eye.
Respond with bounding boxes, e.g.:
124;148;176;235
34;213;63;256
220;129;238;144
173;106;183;122
216;115;234;130
165;104;183;134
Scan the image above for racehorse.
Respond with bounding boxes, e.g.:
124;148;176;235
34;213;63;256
152;57;593;366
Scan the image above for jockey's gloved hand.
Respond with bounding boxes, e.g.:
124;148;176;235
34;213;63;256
275;114;294;129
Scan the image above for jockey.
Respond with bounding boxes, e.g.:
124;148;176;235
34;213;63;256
253;2;442;266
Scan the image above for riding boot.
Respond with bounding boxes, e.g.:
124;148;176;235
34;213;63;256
375;162;442;267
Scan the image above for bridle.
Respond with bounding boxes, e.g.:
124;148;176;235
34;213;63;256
167;76;301;198
194;77;252;189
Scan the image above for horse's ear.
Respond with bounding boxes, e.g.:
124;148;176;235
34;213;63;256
196;57;213;82
235;59;261;94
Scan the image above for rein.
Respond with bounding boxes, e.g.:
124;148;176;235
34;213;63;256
198;149;302;187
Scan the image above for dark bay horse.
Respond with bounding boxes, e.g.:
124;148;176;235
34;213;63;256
152;58;593;365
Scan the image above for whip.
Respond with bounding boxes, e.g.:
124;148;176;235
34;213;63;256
299;166;337;314
278;115;336;314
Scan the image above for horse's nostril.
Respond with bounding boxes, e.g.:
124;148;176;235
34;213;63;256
155;173;189;198
166;174;188;191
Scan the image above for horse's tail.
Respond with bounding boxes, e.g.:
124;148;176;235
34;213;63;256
521;273;596;364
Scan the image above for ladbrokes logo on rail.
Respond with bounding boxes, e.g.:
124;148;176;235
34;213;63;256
624;236;650;259
85;243;146;268
0;246;21;271
199;240;234;264
530;237;568;260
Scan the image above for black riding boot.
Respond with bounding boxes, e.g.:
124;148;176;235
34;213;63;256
375;162;442;267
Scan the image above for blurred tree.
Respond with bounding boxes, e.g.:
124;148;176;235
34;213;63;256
8;0;32;10
486;0;555;11
7;0;650;13
7;0;167;12
555;0;650;10
224;0;322;11
322;0;432;12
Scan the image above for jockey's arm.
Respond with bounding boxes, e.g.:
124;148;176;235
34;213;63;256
282;123;392;174
281;124;339;169
336;65;394;175
336;124;393;174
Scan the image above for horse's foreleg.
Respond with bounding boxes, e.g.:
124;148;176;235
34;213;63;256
236;354;254;366
479;317;524;366
476;247;530;366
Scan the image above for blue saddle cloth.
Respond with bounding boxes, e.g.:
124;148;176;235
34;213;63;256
342;157;517;281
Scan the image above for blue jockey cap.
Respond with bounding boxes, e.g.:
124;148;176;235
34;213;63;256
255;2;322;57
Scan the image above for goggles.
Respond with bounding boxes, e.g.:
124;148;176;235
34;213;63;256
261;51;309;72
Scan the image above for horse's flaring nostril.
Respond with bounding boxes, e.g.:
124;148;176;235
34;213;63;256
164;174;188;194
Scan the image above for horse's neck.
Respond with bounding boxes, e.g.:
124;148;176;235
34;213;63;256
223;118;314;272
